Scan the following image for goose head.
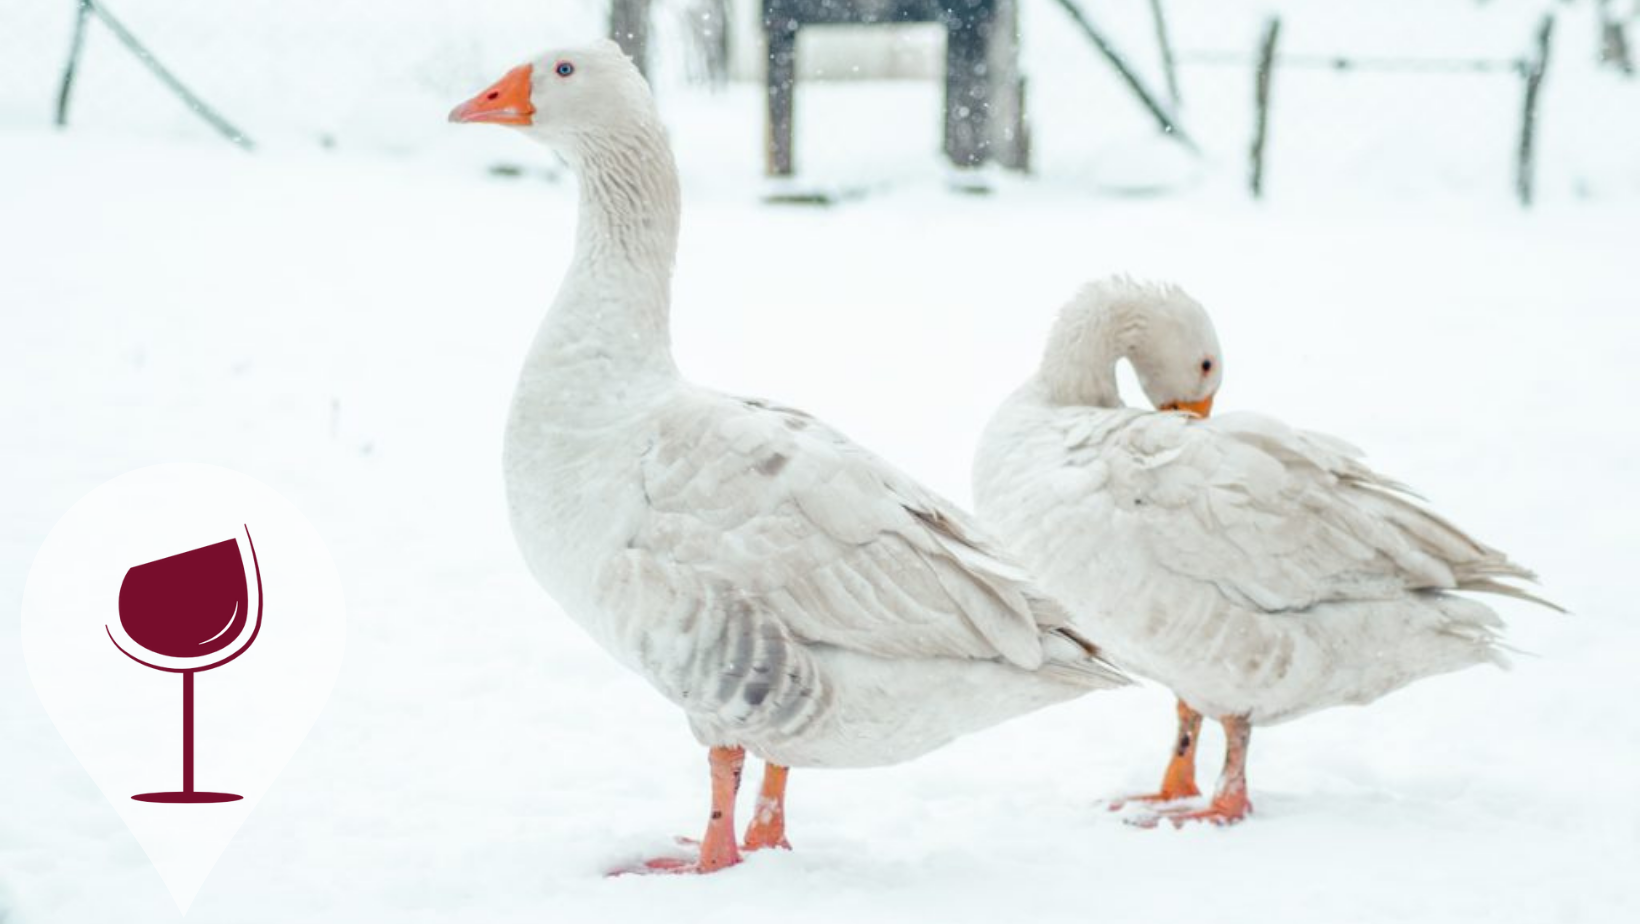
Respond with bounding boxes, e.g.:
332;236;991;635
1127;285;1222;418
448;41;659;156
1042;277;1223;417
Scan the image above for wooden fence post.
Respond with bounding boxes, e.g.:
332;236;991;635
54;0;93;127
1598;0;1634;75
1149;0;1181;108
1250;16;1282;198
988;0;1030;171
944;9;994;168
1050;0;1196;150
611;0;651;78
764;16;797;177
1517;13;1555;207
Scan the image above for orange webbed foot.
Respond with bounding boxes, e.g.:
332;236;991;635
1123;713;1254;829
1112;701;1205;812
1105;784;1202;812
607;854;743;876
606;836;743;877
607;747;748;876
1126;792;1252;829
742;817;791;852
741;763;792;851
1162;792;1252;827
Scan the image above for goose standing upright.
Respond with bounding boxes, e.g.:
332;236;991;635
973;277;1553;827
449;43;1128;874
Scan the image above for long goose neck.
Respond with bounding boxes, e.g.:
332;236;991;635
531;120;682;382
1036;297;1142;408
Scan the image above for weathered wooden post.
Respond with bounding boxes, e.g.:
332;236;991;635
763;11;797;177
761;0;1019;179
611;0;652;78
944;4;997;168
1598;0;1634;75
695;0;732;87
1250;15;1282;199
1048;0;1194;150
1516;13;1555;207
988;0;1030;172
1149;0;1181;108
55;0;93;127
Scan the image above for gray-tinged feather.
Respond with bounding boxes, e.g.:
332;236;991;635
635;389;1118;677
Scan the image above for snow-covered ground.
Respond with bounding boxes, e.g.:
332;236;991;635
3;1;1639;922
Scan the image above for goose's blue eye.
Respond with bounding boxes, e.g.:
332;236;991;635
555;61;575;78
1201;358;1214;374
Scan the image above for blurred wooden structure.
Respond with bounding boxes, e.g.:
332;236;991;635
760;0;1028;176
609;0;1191;182
611;0;731;85
1598;0;1634;75
609;0;652;76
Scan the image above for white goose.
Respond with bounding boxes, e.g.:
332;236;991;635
973;277;1553;826
449;43;1128;873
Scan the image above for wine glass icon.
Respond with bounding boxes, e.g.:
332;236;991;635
107;525;263;803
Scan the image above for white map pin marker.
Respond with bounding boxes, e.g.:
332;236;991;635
21;463;346;913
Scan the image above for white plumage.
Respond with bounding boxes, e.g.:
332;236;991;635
517;386;1125;768
973;277;1552;823
455;43;1126;870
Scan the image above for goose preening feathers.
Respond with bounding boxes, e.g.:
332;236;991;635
973;277;1555;826
450;43;1128;874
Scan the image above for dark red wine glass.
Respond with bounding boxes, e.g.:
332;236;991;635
108;525;263;803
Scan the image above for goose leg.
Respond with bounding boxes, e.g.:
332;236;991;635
617;746;746;875
1109;699;1203;809
1154;715;1254;827
742;762;792;851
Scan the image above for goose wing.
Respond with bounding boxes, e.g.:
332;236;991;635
637;390;1126;682
1069;408;1548;615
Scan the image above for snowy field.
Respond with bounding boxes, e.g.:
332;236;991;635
3;0;1640;922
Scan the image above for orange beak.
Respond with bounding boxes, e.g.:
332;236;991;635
449;64;536;126
1160;395;1214;418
